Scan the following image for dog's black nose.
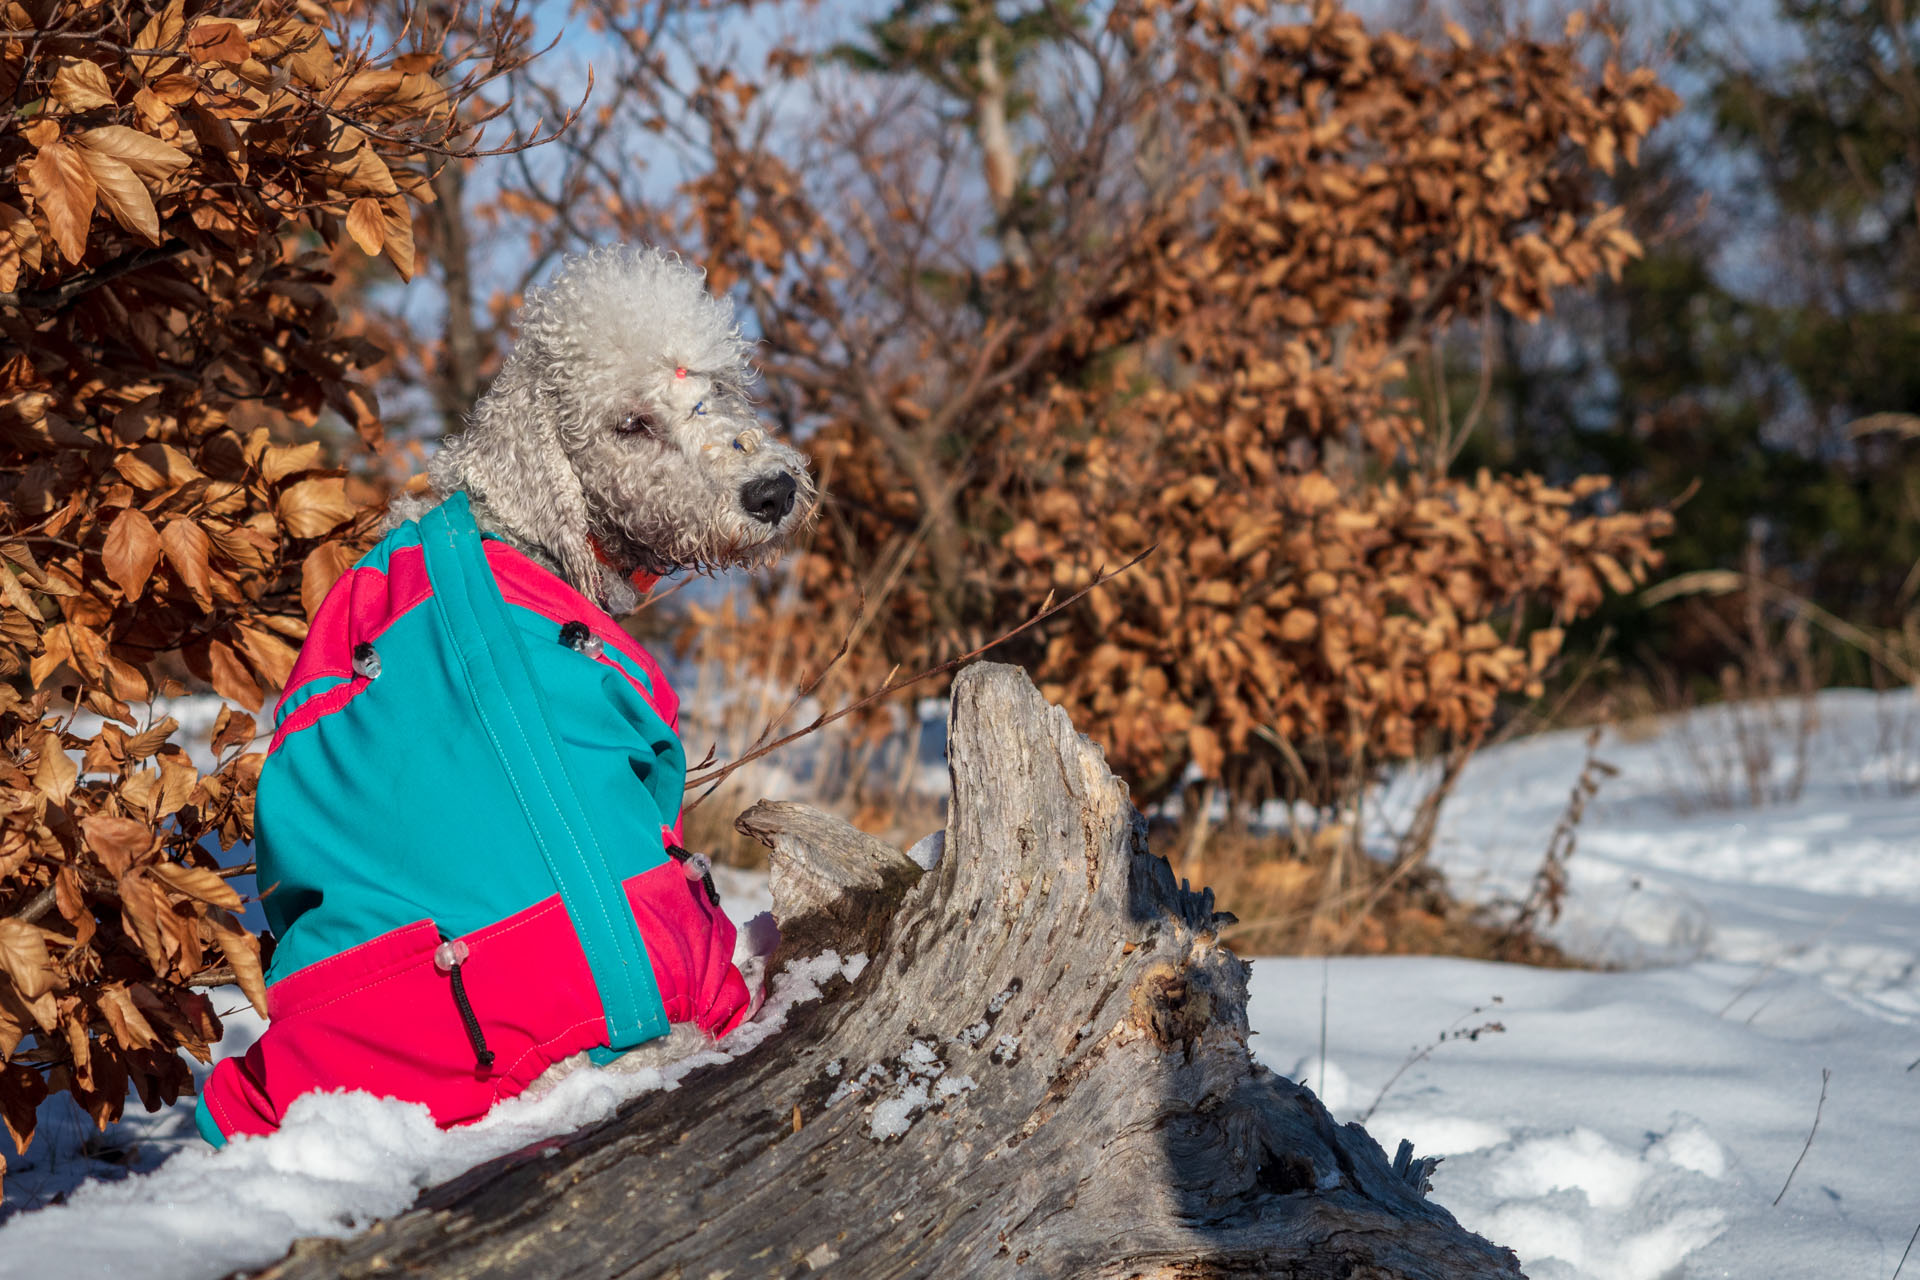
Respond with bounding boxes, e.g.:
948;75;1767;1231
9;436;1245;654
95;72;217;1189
740;472;797;525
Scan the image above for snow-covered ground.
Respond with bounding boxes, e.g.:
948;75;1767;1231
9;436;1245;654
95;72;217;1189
2;689;1916;1279
1272;687;1920;1279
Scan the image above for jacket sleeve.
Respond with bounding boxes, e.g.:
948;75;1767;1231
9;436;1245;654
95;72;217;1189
626;862;753;1038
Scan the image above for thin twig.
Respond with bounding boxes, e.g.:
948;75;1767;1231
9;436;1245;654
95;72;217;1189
15;885;56;924
635;575;697;612
1215;877;1399;942
1317;954;1330;1103
1484;625;1616;751
1892;1213;1920;1280
1645;571;1919;684
1359;1000;1506;1123
1772;1067;1831;1207
0;240;189;312
1442;299;1498;471
681;547;1155;807
286;67;590;158
1499;727;1615;948
1716;906;1857;1019
727;589;867;783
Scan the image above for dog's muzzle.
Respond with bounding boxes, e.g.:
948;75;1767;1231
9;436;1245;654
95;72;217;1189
740;473;798;526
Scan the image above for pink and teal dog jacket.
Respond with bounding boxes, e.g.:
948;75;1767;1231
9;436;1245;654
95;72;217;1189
196;493;750;1146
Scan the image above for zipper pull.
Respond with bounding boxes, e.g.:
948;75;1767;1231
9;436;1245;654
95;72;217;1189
434;932;495;1071
668;845;721;907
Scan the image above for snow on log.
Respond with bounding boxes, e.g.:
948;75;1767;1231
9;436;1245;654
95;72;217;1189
252;663;1522;1279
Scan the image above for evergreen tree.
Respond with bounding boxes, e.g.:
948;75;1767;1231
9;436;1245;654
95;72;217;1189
1489;0;1920;688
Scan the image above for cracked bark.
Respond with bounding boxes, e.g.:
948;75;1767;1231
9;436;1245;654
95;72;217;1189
250;664;1523;1280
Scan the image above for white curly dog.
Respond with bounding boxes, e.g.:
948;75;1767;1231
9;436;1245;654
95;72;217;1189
395;245;814;1083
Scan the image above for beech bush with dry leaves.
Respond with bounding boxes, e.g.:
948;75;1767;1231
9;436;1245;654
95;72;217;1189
666;0;1677;834
0;0;541;1191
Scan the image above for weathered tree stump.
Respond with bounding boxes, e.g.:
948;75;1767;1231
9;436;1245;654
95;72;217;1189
254;664;1522;1279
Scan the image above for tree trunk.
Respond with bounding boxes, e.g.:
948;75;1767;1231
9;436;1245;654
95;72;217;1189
253;664;1522;1280
427;156;485;440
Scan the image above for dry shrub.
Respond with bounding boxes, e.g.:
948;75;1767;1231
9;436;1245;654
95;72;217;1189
1161;824;1572;966
678;2;1677;876
0;0;541;1191
365;1;1681;918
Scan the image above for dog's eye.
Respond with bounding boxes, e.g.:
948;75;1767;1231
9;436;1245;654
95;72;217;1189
616;411;654;436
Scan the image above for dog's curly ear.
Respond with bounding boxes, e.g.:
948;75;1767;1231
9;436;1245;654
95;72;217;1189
430;362;599;593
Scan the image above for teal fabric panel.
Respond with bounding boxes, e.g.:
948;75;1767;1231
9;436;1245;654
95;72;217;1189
503;604;684;843
415;494;668;1049
194;1096;227;1149
351;517;422;576
584;640;654;700
257;602;558;976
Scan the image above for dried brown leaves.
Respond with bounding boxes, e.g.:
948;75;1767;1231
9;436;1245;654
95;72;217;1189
697;0;1678;803
0;0;537;1190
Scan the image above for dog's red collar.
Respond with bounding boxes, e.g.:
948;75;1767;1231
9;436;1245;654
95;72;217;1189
588;537;659;596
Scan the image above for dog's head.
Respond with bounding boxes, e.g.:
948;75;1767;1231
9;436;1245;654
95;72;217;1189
430;245;815;608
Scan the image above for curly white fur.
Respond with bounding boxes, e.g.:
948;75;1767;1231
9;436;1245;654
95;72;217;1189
408;245;815;612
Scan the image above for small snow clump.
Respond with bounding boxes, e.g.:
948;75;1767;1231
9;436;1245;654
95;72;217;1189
906;830;945;871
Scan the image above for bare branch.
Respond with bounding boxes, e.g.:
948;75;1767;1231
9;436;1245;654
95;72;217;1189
682;547;1156;806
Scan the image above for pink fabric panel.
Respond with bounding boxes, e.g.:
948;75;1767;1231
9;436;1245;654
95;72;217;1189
267;677;368;755
349;545;432;644
199;903;606;1141
199;870;750;1141
625;862;750;1037
267;546;434;756
483;542;681;732
274;547;433;711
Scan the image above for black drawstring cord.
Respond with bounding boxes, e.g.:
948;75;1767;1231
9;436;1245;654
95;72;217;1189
668;845;721;907
435;932;495;1071
449;963;494;1070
